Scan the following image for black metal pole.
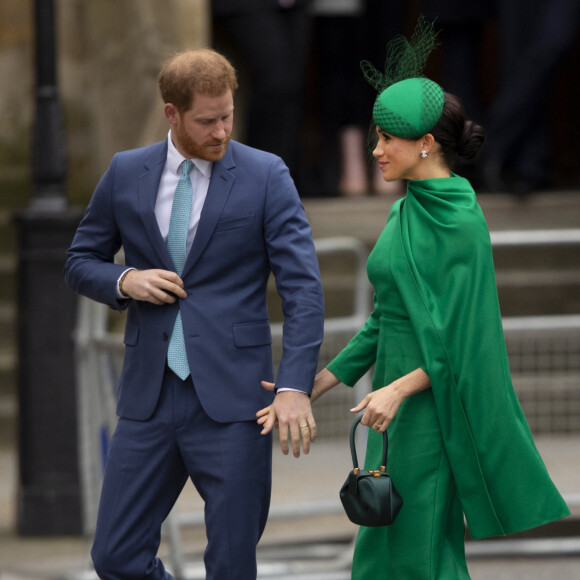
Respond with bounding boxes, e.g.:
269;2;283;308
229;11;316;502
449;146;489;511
14;0;84;535
31;0;68;210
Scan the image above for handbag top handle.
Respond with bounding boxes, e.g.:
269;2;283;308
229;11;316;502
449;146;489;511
349;415;389;474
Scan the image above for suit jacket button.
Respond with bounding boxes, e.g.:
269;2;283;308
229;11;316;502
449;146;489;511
162;332;169;341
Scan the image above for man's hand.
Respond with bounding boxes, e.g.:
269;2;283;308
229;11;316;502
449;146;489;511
257;382;316;458
121;269;187;305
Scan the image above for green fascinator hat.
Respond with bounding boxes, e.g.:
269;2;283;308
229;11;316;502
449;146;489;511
373;78;444;139
362;16;444;139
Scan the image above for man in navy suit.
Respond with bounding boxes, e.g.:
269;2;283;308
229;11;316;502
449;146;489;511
65;48;324;580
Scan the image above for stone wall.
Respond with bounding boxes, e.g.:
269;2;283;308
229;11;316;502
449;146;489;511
1;0;210;208
0;0;35;207
0;0;211;422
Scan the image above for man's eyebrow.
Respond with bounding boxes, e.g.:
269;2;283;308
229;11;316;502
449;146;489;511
195;109;234;122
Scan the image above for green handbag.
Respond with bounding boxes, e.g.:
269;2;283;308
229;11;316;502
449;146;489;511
339;416;403;527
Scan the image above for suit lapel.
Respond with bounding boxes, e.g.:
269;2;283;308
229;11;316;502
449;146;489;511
182;144;236;275
137;141;174;270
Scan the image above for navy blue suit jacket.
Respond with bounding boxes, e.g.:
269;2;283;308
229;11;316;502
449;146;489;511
65;139;324;423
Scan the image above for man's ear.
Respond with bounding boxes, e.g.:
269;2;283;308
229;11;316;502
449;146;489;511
164;103;179;124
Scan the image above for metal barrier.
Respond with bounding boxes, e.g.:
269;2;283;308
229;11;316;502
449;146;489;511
489;228;580;247
72;231;580;577
504;315;580;434
491;229;580;436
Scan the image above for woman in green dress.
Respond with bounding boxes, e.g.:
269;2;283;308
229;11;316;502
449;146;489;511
258;19;570;579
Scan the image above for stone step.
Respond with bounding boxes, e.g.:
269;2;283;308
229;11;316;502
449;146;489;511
497;272;580;316
304;192;580;245
493;244;580;273
266;272;580;322
304;193;580;280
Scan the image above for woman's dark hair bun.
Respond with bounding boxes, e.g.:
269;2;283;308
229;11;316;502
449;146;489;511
430;93;485;169
457;120;485;161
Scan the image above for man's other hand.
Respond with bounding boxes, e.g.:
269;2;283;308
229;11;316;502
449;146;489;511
121;269;187;305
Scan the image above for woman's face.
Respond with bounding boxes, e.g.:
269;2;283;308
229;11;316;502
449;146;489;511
373;127;423;182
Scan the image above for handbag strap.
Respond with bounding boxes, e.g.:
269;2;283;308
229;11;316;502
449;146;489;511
349;415;389;472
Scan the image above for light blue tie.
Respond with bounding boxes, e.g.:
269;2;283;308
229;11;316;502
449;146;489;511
167;159;194;379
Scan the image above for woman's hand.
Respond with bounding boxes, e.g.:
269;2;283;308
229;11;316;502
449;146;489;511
256;381;276;432
311;368;341;404
351;384;405;433
352;368;430;432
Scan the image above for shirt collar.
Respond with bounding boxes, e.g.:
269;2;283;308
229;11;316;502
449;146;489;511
166;131;212;179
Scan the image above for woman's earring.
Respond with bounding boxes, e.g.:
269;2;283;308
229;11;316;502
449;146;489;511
421;150;428;159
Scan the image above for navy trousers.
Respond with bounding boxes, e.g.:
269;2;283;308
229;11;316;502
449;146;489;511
91;369;273;580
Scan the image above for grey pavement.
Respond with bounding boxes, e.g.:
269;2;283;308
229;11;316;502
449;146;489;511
1;435;579;579
2;192;580;579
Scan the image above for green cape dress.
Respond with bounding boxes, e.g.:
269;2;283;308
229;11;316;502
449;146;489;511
328;175;570;579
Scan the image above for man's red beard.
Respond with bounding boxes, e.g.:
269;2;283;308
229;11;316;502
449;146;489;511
176;122;231;162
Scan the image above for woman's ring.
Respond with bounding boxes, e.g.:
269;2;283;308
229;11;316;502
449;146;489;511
300;424;309;429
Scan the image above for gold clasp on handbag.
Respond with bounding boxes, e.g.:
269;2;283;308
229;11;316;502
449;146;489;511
368;470;382;477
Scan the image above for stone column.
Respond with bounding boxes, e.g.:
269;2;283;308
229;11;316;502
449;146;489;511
75;0;210;175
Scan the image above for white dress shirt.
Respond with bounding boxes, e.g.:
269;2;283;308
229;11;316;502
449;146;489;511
154;133;212;253
116;133;211;297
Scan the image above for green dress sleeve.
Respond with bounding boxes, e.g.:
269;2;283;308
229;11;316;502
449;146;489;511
327;293;380;387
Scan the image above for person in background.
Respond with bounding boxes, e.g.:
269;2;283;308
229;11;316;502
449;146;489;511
482;0;580;194
259;18;570;578
65;48;324;580
422;0;492;188
211;0;313;192
313;0;405;197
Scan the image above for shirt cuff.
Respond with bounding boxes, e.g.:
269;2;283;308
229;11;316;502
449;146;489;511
116;267;135;299
276;387;309;395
